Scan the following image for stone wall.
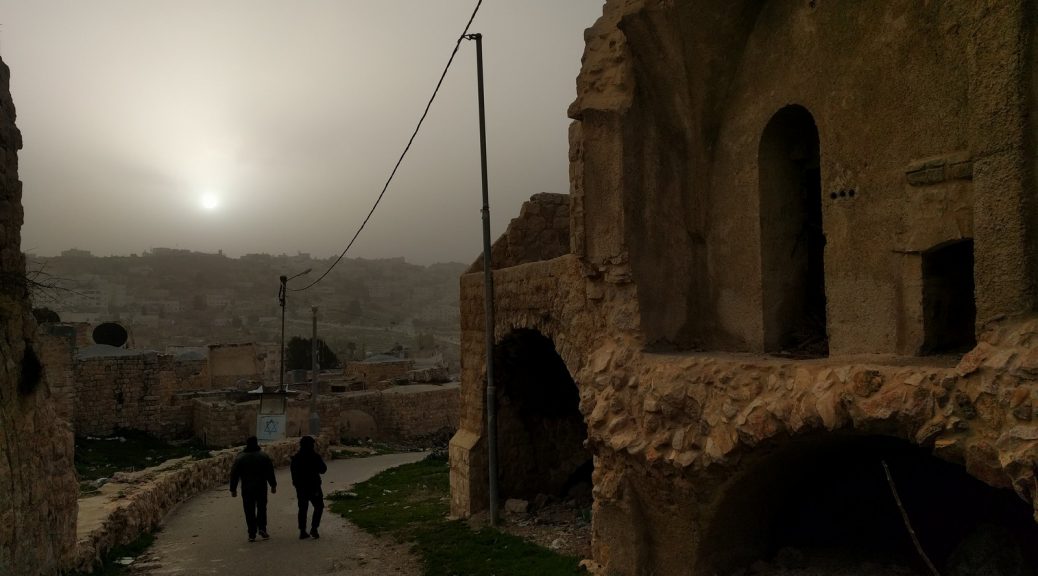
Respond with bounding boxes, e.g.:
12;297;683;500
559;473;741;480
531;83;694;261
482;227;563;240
59;322;94;348
73;352;208;438
73;437;326;572
376;385;459;440
208;342;263;389
468;192;570;273
0;57;78;576
196;384;460;448
39;325;77;422
345;358;414;386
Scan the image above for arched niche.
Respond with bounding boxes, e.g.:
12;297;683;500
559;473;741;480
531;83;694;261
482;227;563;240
759;105;828;357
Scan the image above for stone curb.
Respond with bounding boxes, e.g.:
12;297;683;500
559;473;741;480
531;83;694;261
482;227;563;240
70;436;327;573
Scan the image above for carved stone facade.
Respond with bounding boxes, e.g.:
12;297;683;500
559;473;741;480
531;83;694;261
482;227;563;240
451;2;1038;574
0;58;78;575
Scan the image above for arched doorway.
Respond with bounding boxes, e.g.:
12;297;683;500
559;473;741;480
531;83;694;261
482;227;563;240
493;329;591;505
759;105;828;357
697;436;1038;575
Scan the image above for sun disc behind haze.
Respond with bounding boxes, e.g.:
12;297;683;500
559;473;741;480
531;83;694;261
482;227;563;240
200;193;220;212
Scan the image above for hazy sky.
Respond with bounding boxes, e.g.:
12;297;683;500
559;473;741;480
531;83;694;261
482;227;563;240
1;1;603;264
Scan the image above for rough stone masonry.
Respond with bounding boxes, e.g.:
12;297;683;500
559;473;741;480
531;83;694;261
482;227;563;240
0;57;78;575
450;1;1038;575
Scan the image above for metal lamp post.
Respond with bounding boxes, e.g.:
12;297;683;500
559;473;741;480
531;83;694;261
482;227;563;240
464;32;500;526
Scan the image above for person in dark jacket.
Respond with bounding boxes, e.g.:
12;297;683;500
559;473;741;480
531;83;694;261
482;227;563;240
229;436;277;542
290;435;327;539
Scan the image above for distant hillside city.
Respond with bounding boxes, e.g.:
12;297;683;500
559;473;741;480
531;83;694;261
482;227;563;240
28;248;466;368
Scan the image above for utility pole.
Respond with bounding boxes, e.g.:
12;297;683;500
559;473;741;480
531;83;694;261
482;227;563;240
278;268;311;393
279;275;287;393
310;305;320;435
464;32;499;526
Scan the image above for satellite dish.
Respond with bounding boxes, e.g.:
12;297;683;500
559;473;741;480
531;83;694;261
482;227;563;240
92;322;129;347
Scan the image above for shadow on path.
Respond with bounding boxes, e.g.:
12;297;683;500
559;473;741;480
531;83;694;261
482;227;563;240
135;452;427;576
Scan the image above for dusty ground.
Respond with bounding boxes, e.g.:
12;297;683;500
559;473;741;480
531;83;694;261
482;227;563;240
131;522;418;576
129;453;426;576
474;499;593;561
729;550;920;576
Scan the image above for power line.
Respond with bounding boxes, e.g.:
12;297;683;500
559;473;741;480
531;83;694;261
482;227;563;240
293;0;483;292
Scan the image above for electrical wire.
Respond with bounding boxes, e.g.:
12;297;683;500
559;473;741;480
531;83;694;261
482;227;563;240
292;0;483;292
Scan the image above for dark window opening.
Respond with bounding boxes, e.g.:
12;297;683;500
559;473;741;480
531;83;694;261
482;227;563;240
922;239;976;355
759;105;828;357
18;342;42;396
698;436;1038;576
493;329;591;506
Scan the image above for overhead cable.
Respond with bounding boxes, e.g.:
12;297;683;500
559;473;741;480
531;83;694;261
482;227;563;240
293;0;484;292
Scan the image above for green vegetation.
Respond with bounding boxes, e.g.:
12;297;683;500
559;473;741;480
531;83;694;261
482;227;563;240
329;455;583;576
67;531;155;576
329;439;401;460
75;429;210;486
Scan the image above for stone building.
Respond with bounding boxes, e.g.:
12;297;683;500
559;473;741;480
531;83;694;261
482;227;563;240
450;2;1038;575
0;58;78;574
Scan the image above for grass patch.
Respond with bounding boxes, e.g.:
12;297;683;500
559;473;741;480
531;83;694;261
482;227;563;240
329;438;401;460
416;521;583;576
75;429;210;484
66;531;155;576
329;455;448;536
329;455;583;575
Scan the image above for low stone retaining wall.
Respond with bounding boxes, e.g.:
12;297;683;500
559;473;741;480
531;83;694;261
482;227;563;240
196;384;460;448
72;437;326;573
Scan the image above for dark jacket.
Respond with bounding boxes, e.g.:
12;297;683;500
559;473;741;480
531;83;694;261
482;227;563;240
230;446;277;497
290;448;327;491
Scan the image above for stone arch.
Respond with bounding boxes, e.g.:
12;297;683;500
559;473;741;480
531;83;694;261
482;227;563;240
695;434;1038;575
759;105;827;357
492;328;592;504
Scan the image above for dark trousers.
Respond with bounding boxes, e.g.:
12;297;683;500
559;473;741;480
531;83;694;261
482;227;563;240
242;492;268;537
296;487;324;531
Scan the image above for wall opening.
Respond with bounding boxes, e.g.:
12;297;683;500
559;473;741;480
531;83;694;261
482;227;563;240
698;436;1038;576
493;329;591;506
921;239;976;355
18;342;42;396
759;105;827;357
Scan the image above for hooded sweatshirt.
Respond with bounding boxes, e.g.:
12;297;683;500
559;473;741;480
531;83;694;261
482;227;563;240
290;441;327;492
230;443;277;497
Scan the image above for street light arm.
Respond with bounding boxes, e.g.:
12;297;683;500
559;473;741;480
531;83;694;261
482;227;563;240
287;268;312;282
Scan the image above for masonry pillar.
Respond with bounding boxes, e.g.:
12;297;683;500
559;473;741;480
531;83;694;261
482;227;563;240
968;2;1038;323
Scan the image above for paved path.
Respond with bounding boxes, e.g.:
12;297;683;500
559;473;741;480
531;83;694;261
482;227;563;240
137;452;427;576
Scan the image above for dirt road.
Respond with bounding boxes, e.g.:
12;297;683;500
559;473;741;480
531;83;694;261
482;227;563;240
134;452;427;576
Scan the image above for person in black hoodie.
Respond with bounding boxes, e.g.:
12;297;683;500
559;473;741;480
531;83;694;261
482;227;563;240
229;436;277;542
290;435;327;539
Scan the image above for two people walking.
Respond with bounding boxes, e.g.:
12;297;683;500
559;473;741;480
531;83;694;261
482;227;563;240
229;435;327;542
